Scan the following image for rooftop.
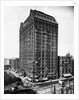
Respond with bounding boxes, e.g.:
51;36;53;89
23;9;57;25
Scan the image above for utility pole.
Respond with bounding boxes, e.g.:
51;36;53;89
53;85;56;94
66;87;69;94
61;87;64;94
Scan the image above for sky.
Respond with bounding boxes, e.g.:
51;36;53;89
4;6;74;58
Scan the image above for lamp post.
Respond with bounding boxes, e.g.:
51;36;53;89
61;81;65;94
53;85;56;94
66;87;69;94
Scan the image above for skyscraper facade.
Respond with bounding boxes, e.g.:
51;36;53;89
19;9;58;82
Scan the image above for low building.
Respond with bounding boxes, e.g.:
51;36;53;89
71;57;74;75
15;58;19;70
4;58;11;65
58;56;60;78
4;58;11;70
59;54;74;78
4;65;11;70
11;58;19;70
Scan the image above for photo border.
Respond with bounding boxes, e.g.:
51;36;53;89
1;0;79;100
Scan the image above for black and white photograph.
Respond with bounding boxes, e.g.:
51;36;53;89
0;0;79;100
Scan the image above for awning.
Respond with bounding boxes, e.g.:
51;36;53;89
63;73;72;77
42;78;48;80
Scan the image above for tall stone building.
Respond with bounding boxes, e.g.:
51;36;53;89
19;9;58;82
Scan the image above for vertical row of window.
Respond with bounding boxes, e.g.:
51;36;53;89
62;67;71;73
20;26;34;70
35;31;41;71
34;20;58;79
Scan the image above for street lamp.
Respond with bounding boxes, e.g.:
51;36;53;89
53;85;56;94
61;87;64;94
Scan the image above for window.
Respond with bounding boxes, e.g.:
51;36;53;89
69;68;71;73
50;17;52;20
44;15;46;18
37;13;40;16
41;14;43;17
34;12;36;15
47;16;49;19
62;68;64;73
66;68;67;73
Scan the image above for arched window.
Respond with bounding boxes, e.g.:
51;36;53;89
62;68;64;73
66;68;67;73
